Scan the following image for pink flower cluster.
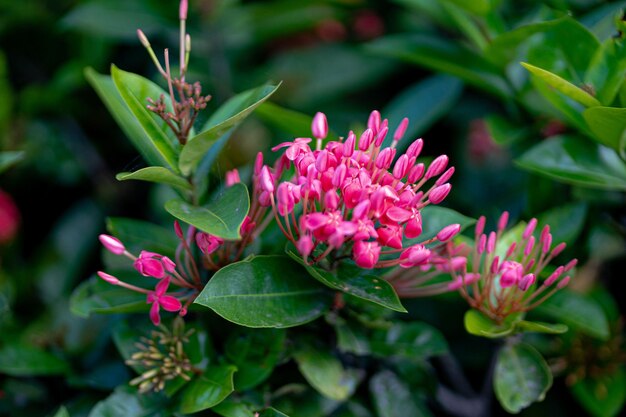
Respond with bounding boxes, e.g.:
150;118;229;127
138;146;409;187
255;110;460;269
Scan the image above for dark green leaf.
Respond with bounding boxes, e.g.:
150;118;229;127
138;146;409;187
258;408;291;417
0;151;24;173
106;217;178;258
225;328;286;390
294;344;362;401
0;343;69;376
165;183;250;240
583;107;626;155
88;388;167;417
515;320;568;334
286;248;406;313
585;39;626;106
464;309;519;338
537;203;587;246
371;321;448;359
444;0;494;15
70;275;147;318
179;83;280;175
571;367;626;417
370;370;430;417
535;290;610;340
195;255;331;328
110;65;179;170
179;365;236;414
485;115;528;145
420;206;475;243
116;167;191;192
334;319;371;355
212;399;257;417
494;343;552;413
515;135;626;191
255;102;317;138
53;406;70;417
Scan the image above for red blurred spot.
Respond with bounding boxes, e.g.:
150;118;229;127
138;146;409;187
0;189;20;244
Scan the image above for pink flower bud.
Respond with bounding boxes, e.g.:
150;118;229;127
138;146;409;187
97;271;120;285
367;110;381;134
162;257;177;273
425;155;448;179
405;215;423;239
435;167;455;186
500;261;523;287
497;211;509;232
377;226;403;249
429;183;451;205
405;138;423;159
506;242;517;258
358;129;374;151
315;150;329;172
490;256;500;273
137;29;150;48
324;191;339;211
477;234;487;254
196;233;224;255
174;221;184;239
399;244;431;268
487;231;496;254
544;266;563;286
524;236;535;256
352;200;371;220
225;169;241;186
557;276;570;289
523;218;537;239
353;240;380;269
259;166;275;193
312;112;328;139
392;154;410;179
297;234;314;258
437;224;461;242
564;259;578;272
393;117;409;141
343;131;355;157
375;147;395;169
407;163;424;183
374;126;389;147
277;183;295;216
550;242;566;257
254;152;264;175
99;234;126;255
448;273;480;290
518;273;536;291
542;233;552;254
240;216;255;235
475;216;486;236
179;0;188;20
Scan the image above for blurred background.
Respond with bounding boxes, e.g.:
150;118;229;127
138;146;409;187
1;0;625;416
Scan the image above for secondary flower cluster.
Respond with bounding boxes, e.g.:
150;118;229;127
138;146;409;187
255;110;460;269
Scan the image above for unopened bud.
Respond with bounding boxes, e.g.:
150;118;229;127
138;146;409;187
137;29;150;48
98;271;120;285
99;234;126;255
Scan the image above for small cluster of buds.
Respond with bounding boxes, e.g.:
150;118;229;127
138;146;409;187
254;110;460;269
126;317;196;393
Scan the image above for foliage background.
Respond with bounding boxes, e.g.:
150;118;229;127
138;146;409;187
0;0;625;416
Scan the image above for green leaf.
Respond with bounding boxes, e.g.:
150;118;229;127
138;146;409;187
70;275;148;318
256;102;319;138
178;83;280;176
515;320;568;335
585;38;626;106
225;328;285;390
53;406;70;417
110;65;179;170
443;0;494;15
416;206;475;244
535;290;609;340
521;62;601;108
464;309;520;338
116;167;191;192
369;370;429;417
286;248;406;313
537;203;587;246
195;255;331;328
165;183;250;240
515;135;626;191
212;399;257;417
571;367;626;417
334;319;371;355
86;68;173;169
485;115;528;145
382;75;463;151
371;321;448;358
583;107;626;155
293;344;362;401
0;343;69;376
0;151;24;173
258;409;291;417
494;343;552;413
365;34;510;98
88;388;166;417
106;217;178;258
179;365;237;414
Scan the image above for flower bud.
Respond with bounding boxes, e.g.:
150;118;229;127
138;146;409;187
312;112;328;139
99;234;126;255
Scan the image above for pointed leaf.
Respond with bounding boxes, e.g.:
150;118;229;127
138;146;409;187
195;255;331;328
583;107;626;155
464;309;519;338
179;365;236;414
585;38;626;106
179;83;280;175
255;102;330;139
371;321;448;359
116;167;191;191
0;342;69;376
515;320;568;335
370;370;430;417
165;183;249;240
88;389;166;417
494;343;552;413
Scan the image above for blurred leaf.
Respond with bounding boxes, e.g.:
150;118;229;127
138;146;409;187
110;65;179;171
334;319;371;355
116;167;191;192
107;217;178;257
370;321;448;359
165;183;249;240
369;370;430;417
537;203;588;246
0;151;24;173
53;406;70;417
294;344;362;401
583;107;626;155
85;68;174;169
179;365;237;414
212;399;257;417
585;39;626;106
410;206;475;245
0;343;69;376
286;248;407;313
366;34;510;97
225;328;285;390
515;320;568;334
256;102;315;138
195;255;331;328
494;343;552;413
515;135;626;191
443;0;495;15
70;275;148;318
535;290;610;340
571;367;626;417
88;388;167;417
485;115;528;145
179;83;280;176
522;62;601;108
440;2;488;50
464;309;520;338
382;75;463;150
258;409;291;417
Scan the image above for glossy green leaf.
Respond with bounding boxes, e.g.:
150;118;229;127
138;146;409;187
179;365;237;414
287;248;406;313
571;367;626;417
109;66;180;170
371;321;448;359
88;389;166;417
583;107;626;155
494;343;552;413
294;344;362;401
165;183;249;240
464;309;520;338
585;39;626;106
212;399;257;417
0;343;69;376
535;290;609;340
537;203;587;246
225;328;285;390
365;34;510;98
515;320;568;334
382;75;463;150
195;255;331;328
53;406;70;417
515;135;626;191
0;151;24;173
258;409;291;417
370;370;429;417
70;275;148;318
178;83;280;175
407;206;475;246
256;102;319;138
85;68;173;169
116;167;191;192
522;62;601;108
106;217;178;257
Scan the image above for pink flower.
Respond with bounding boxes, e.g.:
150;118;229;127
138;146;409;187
499;261;523;287
353;241;381;268
312;112;328;139
147;278;182;326
134;251;176;278
225;169;241;186
196;233;224;255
